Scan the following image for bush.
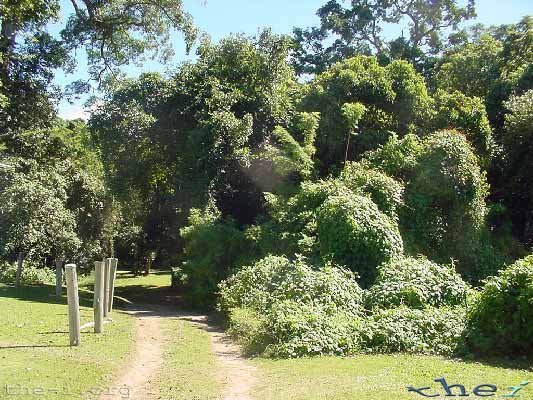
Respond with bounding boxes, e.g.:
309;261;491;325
219;255;363;316
265;301;360;358
226;307;272;355
464;255;533;357
340;162;404;220
219;255;364;356
366;257;469;310
260;180;351;259
431;90;494;165
0;261;55;286
362;133;423;180
177;202;254;309
360;306;466;355
402;130;490;280
317;193;404;287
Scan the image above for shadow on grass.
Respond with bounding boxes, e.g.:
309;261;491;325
0;284;94;308
113;284;184;307
454;354;533;371
0;344;71;349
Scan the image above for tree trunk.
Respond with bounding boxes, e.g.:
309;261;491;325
524;204;533;248
55;258;64;297
0;20;17;80
15;252;24;287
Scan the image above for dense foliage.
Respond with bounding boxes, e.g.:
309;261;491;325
0;261;55;286
174;202;254;308
360;306;466;355
464;255;533;357
1;0;532;362
317;193;404;287
219;255;364;357
366;257;469;310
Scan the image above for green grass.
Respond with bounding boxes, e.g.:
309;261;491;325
152;316;222;400
0;283;136;400
80;269;176;305
3;270;531;400
251;354;533;400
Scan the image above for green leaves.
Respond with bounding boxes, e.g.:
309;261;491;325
0;160;81;260
465;254;533;357
342;102;367;131
61;0;198;80
302;55;432;169
263;117;318;181
361;306;466;355
317;193;404;287
366;256;469;310
0;123;106;266
219;255;364;357
431;89;494;165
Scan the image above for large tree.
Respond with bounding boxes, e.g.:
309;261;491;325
90;31;297;263
0;0;197;140
292;0;476;75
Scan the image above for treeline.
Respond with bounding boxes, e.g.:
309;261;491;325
90;20;532;296
0;1;531;284
0;0;532;356
0;0;196;270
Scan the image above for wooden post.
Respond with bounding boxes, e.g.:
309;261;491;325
55;259;63;297
65;264;81;346
15;252;24;287
103;258;111;318
93;261;105;333
108;258;118;314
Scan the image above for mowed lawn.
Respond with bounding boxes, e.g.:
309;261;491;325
1;271;531;400
0;282;135;400
252;355;532;400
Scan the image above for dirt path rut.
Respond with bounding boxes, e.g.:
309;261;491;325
99;308;257;400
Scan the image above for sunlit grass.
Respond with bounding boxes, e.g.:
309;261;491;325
0;283;136;400
251;354;532;400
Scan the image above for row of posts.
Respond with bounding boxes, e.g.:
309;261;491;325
65;258;119;347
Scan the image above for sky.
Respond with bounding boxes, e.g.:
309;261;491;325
54;0;533;120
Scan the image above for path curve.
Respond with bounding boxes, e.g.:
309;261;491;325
99;307;257;400
184;315;258;400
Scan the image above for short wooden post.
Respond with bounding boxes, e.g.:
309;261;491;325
108;258;118;314
55;259;63;297
93;261;105;333
103;258;111;318
65;264;81;346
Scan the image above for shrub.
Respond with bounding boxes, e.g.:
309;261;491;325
261;172;403;266
340;162;404;220
431;89;494;165
316;193;404;287
177;202;254;309
362;133;423;181
264;301;360;358
464;255;533;357
226;307;272;355
402;130;490;280
219;255;363;316
219;255;364;356
261;180;352;259
0;261;55;286
360;306;466;355
366;257;469;310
